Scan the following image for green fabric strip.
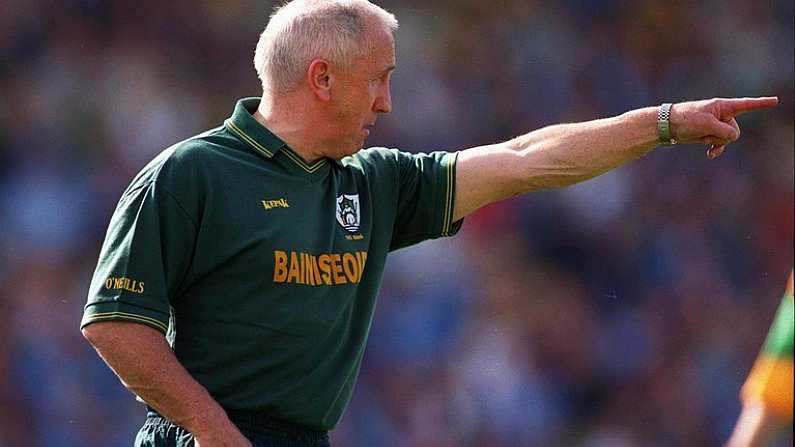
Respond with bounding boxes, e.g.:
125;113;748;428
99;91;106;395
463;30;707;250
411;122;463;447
762;294;794;357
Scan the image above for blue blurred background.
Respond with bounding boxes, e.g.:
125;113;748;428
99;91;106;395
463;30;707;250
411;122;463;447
0;0;792;445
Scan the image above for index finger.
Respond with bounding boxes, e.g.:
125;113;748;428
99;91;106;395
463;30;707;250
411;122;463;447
722;96;779;117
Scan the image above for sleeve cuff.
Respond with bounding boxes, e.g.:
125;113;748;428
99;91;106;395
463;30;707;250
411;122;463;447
441;151;464;237
81;301;170;335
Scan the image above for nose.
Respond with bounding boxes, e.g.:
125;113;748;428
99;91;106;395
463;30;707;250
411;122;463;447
373;85;392;114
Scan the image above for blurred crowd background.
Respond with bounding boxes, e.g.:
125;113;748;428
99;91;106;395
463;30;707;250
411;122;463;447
0;0;792;446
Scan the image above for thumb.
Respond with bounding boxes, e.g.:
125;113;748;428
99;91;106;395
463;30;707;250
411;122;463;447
706;144;725;159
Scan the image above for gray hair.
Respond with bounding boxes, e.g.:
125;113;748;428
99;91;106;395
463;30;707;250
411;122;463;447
254;0;398;92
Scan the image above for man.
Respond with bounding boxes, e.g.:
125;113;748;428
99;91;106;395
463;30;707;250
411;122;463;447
726;271;793;447
80;1;779;446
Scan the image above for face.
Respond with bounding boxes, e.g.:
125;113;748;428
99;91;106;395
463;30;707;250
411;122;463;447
328;26;395;158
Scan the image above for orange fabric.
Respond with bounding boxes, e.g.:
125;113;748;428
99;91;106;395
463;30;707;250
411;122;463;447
741;356;794;422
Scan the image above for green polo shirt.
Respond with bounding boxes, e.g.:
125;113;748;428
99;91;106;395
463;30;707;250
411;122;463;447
81;98;462;430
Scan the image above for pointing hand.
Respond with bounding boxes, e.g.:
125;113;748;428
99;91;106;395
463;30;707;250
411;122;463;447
668;96;779;159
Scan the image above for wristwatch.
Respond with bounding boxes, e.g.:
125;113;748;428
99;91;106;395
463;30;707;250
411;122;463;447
657;103;677;145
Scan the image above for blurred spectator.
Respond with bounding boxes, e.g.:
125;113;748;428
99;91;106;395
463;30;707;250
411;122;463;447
0;1;791;445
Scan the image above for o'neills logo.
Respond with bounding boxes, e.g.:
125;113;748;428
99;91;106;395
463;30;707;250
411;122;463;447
105;276;145;294
273;250;367;285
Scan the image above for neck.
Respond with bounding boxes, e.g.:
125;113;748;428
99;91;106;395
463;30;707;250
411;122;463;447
254;91;325;164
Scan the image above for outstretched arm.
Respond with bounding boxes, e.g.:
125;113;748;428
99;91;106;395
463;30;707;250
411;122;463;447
452;97;778;221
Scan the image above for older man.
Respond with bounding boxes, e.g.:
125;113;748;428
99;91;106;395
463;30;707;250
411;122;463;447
80;1;778;446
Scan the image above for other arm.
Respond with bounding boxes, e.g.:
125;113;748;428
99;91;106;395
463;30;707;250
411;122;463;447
725;401;780;447
453;97;778;221
82;321;252;447
726;272;794;446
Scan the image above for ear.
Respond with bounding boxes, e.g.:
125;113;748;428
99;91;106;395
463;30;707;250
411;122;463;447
307;59;332;102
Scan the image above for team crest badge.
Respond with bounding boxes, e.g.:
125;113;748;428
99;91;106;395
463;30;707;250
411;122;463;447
336;194;360;233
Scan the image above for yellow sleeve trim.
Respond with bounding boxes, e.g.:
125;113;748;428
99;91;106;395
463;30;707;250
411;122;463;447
742;356;794;421
441;152;457;236
82;311;169;334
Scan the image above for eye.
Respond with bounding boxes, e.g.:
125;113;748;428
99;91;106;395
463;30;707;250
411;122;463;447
369;70;392;88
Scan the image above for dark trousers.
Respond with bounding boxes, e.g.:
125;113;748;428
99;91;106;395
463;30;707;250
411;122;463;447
135;409;330;447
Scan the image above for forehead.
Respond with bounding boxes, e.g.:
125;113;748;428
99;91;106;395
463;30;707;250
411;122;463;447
362;23;396;66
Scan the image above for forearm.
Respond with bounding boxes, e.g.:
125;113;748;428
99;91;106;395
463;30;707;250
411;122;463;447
453;107;659;220
82;321;236;436
453;96;774;221
507;106;659;191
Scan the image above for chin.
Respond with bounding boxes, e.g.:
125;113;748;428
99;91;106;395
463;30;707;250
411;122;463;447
332;144;363;160
348;145;365;157
352;137;367;152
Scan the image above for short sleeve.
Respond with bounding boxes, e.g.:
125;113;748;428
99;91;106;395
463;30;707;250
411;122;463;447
81;181;197;335
390;150;463;251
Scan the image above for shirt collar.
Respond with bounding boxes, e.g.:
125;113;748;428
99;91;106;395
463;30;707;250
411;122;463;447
225;97;347;170
224;97;286;158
